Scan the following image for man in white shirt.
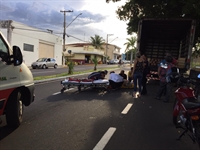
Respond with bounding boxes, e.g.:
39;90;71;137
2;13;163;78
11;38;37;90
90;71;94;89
109;71;124;89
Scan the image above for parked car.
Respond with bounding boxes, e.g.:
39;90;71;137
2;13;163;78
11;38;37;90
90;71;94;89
31;58;58;69
108;59;119;64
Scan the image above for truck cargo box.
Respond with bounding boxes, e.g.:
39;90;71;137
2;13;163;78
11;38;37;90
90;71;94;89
137;18;196;78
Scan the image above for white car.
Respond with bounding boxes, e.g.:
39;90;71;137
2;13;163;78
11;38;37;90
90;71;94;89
31;58;58;69
108;59;119;64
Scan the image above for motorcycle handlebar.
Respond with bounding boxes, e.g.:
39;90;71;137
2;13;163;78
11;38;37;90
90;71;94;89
177;75;198;87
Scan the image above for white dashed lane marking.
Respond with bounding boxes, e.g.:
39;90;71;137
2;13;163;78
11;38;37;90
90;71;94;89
121;103;133;114
52;92;61;95
52;88;75;95
93;127;116;150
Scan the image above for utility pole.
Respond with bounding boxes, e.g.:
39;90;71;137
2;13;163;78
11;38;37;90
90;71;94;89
106;34;113;63
60;10;73;65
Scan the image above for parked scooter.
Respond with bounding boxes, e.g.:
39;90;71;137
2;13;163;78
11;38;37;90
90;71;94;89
173;73;200;148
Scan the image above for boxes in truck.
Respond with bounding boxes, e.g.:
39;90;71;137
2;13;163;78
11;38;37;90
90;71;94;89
137;18;196;80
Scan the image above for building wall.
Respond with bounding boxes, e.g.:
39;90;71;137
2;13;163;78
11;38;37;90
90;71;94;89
74;54;85;60
0;20;63;66
12;32;39;66
64;44;105;64
101;44;121;60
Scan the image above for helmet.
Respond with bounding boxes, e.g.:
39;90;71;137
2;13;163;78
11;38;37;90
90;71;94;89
169;73;180;83
168;67;180;83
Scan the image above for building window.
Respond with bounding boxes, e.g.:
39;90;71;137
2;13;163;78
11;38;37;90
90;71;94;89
23;43;34;52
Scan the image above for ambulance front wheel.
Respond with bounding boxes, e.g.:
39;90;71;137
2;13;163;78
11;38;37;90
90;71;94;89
6;90;24;127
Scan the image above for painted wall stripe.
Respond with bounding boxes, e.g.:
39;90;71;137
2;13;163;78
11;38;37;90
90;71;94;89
121;103;133;114
93;127;116;150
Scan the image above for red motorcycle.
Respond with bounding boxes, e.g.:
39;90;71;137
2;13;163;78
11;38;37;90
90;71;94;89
173;72;200;148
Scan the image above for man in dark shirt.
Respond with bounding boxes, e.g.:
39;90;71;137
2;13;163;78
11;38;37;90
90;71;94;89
88;70;108;80
119;70;127;80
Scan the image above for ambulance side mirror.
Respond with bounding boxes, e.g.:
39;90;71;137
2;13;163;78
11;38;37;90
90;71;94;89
13;46;23;66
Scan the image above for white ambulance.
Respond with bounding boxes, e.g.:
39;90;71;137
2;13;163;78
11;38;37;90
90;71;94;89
0;31;35;127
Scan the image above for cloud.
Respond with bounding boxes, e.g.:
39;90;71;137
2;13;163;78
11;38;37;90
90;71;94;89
0;0;130;52
0;1;106;30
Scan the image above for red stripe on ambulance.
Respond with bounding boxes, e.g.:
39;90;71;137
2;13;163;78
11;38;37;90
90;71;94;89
0;88;15;115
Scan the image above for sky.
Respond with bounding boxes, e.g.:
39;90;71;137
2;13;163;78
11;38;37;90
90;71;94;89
0;0;132;53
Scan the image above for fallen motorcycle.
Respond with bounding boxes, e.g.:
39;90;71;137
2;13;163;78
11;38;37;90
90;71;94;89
173;72;200;148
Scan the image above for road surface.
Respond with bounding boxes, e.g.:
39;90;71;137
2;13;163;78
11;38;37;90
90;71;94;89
0;72;198;150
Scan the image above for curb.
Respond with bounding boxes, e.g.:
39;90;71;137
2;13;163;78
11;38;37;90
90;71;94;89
34;68;120;84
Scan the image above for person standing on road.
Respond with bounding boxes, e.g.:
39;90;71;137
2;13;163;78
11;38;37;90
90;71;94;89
128;67;133;83
155;56;174;103
141;54;150;95
132;52;144;98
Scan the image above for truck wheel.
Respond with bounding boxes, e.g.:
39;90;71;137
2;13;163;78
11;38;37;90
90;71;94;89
6;90;23;127
42;65;46;69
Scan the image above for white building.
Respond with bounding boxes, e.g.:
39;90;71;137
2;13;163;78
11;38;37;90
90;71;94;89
0;20;63;66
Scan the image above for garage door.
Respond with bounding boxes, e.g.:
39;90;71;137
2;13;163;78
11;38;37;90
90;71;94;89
39;42;54;58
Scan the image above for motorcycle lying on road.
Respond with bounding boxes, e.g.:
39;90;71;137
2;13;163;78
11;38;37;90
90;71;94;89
173;71;200;148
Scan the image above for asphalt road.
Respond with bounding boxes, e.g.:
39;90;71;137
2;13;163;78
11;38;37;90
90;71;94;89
31;64;119;77
0;69;199;150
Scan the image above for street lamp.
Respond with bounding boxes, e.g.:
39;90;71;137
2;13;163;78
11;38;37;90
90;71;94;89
60;11;82;65
109;37;118;43
66;13;82;28
106;34;113;63
60;10;73;65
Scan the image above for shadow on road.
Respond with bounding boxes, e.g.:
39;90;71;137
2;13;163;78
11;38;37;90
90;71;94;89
0;123;17;141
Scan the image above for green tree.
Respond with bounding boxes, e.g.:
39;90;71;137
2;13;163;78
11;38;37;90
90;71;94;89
124;36;137;64
91;56;98;71
65;55;74;74
125;49;136;60
106;0;200;42
89;34;105;49
67;61;74;74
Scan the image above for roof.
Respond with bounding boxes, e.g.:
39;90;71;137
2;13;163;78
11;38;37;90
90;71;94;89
66;42;121;49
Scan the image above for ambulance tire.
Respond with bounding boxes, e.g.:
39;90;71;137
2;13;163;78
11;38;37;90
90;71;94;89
6;90;24;127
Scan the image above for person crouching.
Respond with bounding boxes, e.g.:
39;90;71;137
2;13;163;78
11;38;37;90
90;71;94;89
109;71;124;89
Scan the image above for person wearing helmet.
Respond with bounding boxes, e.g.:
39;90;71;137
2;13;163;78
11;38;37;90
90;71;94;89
155;55;175;103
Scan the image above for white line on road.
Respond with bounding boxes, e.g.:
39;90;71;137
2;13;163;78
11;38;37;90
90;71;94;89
121;103;133;114
93;127;116;150
52;88;75;95
52;92;61;95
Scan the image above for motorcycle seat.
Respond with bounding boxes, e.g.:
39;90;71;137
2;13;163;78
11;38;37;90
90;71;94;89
182;97;200;109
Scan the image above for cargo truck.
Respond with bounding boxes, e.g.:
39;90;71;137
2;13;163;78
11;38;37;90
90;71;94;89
0;31;35;127
137;18;196;79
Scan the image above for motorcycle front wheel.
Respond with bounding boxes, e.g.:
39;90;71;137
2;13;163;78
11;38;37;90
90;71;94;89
194;120;200;148
173;99;180;126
